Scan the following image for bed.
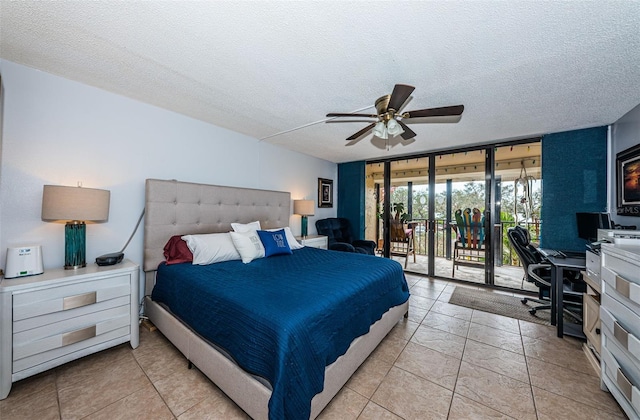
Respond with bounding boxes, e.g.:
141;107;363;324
143;179;410;419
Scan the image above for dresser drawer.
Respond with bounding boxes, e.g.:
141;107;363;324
602;306;640;364
602;345;640;416
602;293;640;343
13;275;131;321
602;251;640;285
602;266;640;311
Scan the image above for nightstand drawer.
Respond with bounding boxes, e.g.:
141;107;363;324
13;325;130;374
13;275;131;321
13;305;130;369
13;295;130;333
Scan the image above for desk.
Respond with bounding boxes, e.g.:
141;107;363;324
541;251;586;338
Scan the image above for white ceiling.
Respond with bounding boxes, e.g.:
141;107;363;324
1;1;639;163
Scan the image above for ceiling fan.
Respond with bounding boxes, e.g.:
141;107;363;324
326;84;464;143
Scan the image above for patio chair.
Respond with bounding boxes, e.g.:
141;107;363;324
451;208;486;275
389;219;416;268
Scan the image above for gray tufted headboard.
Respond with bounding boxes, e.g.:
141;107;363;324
143;179;291;291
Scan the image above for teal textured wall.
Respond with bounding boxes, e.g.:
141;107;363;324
337;161;366;238
541;126;608;251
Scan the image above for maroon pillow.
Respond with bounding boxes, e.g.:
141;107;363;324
163;235;193;265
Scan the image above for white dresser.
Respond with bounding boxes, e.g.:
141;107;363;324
600;244;640;419
0;260;139;399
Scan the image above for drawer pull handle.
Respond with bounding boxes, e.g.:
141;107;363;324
62;325;96;346
617;368;634;402
614;274;631;299
614;321;630;349
63;292;97;310
596;328;601;335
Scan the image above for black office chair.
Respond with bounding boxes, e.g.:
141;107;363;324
315;218;376;255
507;226;582;320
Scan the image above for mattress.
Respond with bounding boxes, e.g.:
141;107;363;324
151;247;409;419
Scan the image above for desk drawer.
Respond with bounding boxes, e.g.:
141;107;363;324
13;275;131;321
583;292;601;355
586;250;601;280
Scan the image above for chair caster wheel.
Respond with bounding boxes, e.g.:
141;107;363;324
529;309;537;315
521;298;528;304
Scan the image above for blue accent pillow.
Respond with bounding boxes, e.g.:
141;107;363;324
257;229;293;257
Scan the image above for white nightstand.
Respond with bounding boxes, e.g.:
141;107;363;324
295;235;328;250
0;260;139;400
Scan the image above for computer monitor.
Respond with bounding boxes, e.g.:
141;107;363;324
576;212;612;242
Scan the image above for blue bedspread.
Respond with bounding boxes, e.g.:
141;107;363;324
151;247;409;420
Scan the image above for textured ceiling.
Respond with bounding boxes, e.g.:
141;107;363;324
1;1;639;163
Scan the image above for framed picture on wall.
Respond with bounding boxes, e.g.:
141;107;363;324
318;178;333;208
616;143;640;217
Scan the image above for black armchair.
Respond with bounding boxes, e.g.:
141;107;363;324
315;218;376;255
507;226;583;320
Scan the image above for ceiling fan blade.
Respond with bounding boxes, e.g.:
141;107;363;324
403;105;464;119
388;84;415;112
397;120;417;140
346;123;375;140
326;113;378;118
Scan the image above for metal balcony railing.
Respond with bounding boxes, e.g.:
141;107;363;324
394;219;541;266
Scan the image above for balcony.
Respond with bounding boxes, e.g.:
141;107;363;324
383;218;540;292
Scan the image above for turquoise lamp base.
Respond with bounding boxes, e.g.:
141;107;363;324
301;215;308;238
65;221;87;269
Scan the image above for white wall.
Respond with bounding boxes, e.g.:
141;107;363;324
0;60;337;273
609;103;640;228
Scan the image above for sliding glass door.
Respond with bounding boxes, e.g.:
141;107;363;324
365;138;543;291
433;149;489;283
493;143;542;291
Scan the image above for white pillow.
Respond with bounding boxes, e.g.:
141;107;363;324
230;230;265;263
181;233;241;265
268;226;303;250
231;221;261;233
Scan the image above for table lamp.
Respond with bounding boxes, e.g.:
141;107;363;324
293;199;314;238
41;185;110;269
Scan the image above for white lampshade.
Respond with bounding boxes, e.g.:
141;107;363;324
373;121;388;139
293;199;315;216
386;119;405;136
42;185;110;269
42;185;110;222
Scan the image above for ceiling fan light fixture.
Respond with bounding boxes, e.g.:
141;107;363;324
386;119;404;136
373;121;388;139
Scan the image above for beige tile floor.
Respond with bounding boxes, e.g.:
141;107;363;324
0;274;627;420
